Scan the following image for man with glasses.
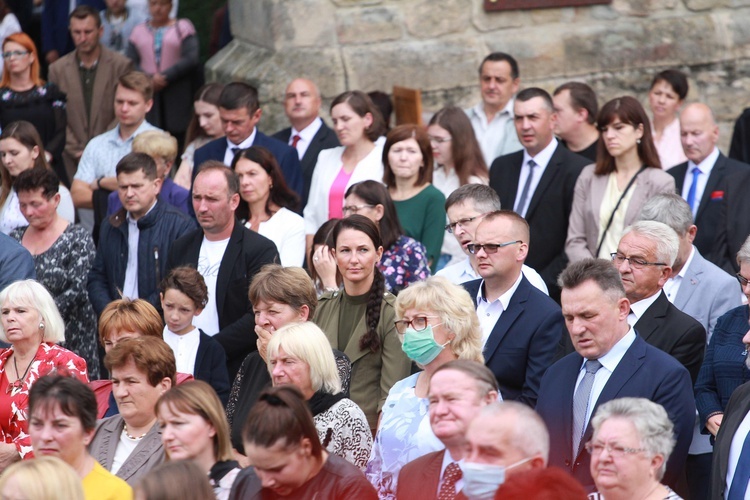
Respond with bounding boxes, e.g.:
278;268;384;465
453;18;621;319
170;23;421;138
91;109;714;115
536;258;695;493
436;184;547;294
611;220;706;384
462;210;564;407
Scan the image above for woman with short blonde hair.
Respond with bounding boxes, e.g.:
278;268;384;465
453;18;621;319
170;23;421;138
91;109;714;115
0;456;85;500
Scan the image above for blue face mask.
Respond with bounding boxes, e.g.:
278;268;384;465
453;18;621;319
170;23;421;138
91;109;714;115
460;457;533;500
401;325;448;366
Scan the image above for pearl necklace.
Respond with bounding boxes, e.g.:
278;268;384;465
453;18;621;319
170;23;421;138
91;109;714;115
123;424;147;441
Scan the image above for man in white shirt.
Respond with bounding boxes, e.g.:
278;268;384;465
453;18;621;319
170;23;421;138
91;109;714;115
462;210;564;407
273;78;339;207
465;52;522;165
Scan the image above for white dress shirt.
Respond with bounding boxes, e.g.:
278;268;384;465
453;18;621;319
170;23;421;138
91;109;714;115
664;247;696;303
627;290;663;327
439;449;463;495
681;147;720;217
465;99;522;166
725;409;750;499
223;130;257;166
289;117;323;160
163;326;200;375
476;272;524;348
515;138;558;217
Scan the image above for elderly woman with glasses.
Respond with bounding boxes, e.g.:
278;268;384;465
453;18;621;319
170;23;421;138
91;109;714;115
588;398;681;500
365;276;487;500
695;234;750;440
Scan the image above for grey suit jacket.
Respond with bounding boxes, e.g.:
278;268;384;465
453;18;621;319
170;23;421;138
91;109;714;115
565;165;676;262
673;247;742;342
88;414;165;486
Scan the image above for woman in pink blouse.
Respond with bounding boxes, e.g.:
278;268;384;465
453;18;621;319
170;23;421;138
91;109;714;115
126;0;199;146
0;280;88;468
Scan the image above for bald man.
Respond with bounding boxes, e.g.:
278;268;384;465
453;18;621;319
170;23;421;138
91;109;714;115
273;78;340;206
667;103;749;258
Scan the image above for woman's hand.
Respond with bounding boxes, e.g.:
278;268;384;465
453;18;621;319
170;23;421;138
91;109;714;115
255;325;273;364
152;73;168;91
0;443;20;472
233;448;250;468
313;245;338;290
707;413;724;436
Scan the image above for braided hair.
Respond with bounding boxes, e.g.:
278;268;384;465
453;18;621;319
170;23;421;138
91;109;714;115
332;215;386;353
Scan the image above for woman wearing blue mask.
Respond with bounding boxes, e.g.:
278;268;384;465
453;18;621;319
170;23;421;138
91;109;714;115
365;276;486;500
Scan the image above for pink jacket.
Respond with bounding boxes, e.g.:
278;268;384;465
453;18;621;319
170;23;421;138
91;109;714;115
128;19;196;74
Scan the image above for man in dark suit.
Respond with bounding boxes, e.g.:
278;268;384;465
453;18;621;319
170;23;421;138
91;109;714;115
710;378;750;499
192;82;303;200
536;259;695;492
272;78;339;207
489;87;589;300
166;163;279;379
714;168;750;273
613;221;706;383
462;210;564;407
396;361;498;500
667;103;749;259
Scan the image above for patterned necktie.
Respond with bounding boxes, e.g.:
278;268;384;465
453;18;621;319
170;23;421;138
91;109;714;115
438;462;462;500
514;159;537;216
572;359;602;457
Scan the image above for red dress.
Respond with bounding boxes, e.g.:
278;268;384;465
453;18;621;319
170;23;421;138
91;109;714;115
0;342;88;458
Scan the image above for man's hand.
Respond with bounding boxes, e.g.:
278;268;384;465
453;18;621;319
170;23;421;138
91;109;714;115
152;73;168;92
45;50;60;64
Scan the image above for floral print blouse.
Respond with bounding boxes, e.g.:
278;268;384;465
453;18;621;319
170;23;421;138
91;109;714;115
379;235;430;294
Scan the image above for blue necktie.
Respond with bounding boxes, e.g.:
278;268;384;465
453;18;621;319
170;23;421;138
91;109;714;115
728;429;750;499
686;167;701;215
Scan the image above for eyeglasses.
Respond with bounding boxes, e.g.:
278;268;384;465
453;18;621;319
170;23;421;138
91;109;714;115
610;253;666;270
428;135;452;144
737;273;750;288
2;50;29;59
585;441;647;458
342;204;374;215
445;214;487;233
394;315;441;335
467;241;522;255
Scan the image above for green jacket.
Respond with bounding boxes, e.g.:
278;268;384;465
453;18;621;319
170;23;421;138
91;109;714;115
314;290;412;430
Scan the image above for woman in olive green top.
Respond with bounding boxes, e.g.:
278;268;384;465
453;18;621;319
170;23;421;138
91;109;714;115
313;215;412;431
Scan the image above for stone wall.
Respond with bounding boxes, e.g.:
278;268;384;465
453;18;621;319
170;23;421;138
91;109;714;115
208;0;750;150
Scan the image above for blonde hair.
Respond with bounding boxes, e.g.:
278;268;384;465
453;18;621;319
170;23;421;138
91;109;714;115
266;322;342;394
0;456;85;500
0;280;65;343
132;130;178;163
395;277;483;363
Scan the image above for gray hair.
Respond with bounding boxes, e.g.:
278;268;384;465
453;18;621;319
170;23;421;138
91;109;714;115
622;221;679;267
266;322;342;395
445;184;501;213
558;258;626;302
0;280;65;343
479;401;550;463
738;234;750;267
591;398;675;481
637;194;693;237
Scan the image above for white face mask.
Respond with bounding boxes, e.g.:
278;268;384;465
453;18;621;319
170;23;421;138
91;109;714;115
460;456;534;500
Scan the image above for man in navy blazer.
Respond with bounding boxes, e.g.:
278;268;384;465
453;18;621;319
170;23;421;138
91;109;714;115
462;210;564;408
536;259;695;492
272;78;340;207
666;103;749;259
192;82;303;202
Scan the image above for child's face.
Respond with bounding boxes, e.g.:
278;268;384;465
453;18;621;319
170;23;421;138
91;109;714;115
161;288;201;335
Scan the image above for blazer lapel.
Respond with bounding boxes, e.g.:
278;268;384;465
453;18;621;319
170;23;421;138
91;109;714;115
215;222;243;318
696;155;726;221
483;279;529;362
671;164;687;191
503;154;524;210
623;172;651;224
589;173;608;230
674;252;703;309
633;292;668;343
195;333;208;375
525;146;562;219
424;450;445;497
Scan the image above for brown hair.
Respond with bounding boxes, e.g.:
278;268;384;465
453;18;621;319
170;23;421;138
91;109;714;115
308;219;340;288
383;124;434;188
135;461;214;500
232;146;299;219
69;5;101;27
248;264;317;319
1;33;42;87
330;90;385;142
118;71;154;102
160;266;209;310
97;298;163;346
595;96;661;175
104;336;177;387
428;106;488;184
185;82;224;145
0;121;50;208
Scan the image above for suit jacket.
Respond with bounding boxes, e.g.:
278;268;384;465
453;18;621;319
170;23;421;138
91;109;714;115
667;154;749;256
89;415;164;486
192;132;304;199
536;334;695;492
633;291;706;384
565;165;676;263
713;169;750;273
273;121;340;207
195;331;231;406
165;220;279;379
48;46;134;174
396;450;467;500
463;276;564;407
672;248;742;341
710;380;750;499
490;144;589;299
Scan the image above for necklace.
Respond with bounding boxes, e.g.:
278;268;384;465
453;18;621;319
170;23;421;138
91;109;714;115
6;354;35;394
123;424;148;441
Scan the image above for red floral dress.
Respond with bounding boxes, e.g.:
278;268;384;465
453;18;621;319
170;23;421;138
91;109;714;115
0;342;88;458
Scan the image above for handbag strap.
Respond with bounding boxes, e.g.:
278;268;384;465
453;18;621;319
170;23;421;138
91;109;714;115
595;166;647;257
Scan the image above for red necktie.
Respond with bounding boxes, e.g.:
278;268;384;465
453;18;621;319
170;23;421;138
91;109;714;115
438;462;462;500
291;134;301;149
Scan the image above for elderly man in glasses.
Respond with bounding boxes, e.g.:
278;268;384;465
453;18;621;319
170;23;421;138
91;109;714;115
462;209;564;408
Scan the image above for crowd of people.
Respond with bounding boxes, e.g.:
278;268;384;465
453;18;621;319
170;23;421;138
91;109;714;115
2;1;750;498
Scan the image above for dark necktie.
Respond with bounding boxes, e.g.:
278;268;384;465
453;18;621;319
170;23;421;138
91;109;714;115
291;134;301;149
728;429;750;500
573;359;602;457
438;462;462;500
514;159;537;216
686;166;701;215
231;147;240;158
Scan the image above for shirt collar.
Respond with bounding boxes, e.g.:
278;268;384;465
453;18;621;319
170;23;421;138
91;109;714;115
472;98;515;123
581;327;637;373
460;257;480;281
291;117;322;142
629;290;663;320
227;129;257;150
676;246;696;279
522;137;558;169
440;449;460;480
687;146;720;175
163;326;200;340
126;199;158;223
477;271;524;311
